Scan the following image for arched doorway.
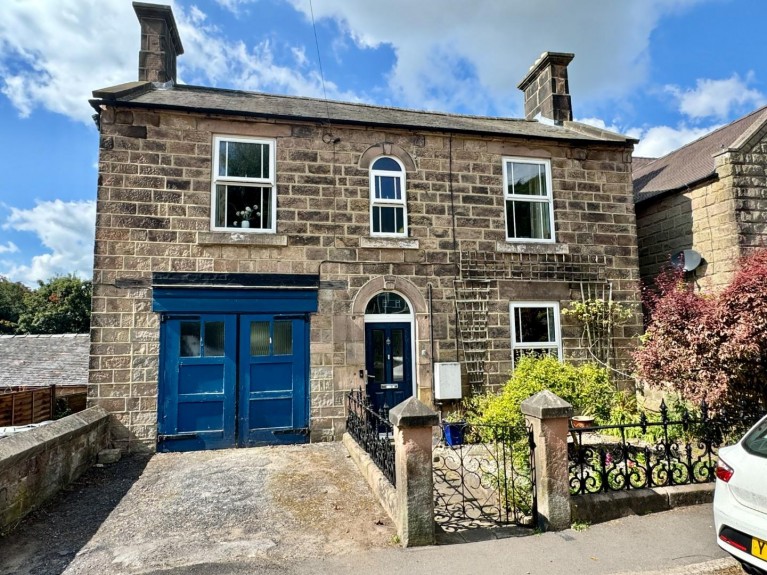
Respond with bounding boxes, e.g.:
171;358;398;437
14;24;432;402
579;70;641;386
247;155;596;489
364;291;415;413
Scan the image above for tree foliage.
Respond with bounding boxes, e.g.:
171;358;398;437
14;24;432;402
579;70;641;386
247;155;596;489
634;250;767;421
16;275;92;334
0;277;31;334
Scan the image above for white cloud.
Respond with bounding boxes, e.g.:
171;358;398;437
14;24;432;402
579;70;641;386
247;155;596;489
0;241;18;254
629;124;721;157
665;73;766;121
1;200;96;285
0;0;361;125
577;116;720;158
287;0;712;114
0;0;138;123
213;0;258;16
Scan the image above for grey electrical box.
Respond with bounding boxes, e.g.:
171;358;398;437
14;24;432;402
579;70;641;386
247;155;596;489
434;362;462;400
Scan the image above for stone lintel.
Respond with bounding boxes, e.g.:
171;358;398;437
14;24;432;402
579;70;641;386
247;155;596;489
520;390;573;419
389;397;439;428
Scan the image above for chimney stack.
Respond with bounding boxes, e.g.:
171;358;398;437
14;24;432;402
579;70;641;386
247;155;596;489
517;52;574;124
133;2;184;84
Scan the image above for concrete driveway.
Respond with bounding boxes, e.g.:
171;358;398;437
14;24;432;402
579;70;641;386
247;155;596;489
0;443;395;575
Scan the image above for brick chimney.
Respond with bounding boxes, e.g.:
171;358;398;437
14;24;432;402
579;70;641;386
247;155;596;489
133;2;184;84
517;52;574;124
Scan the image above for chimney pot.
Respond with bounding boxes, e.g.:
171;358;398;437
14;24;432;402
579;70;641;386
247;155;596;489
133;2;184;84
517;52;574;125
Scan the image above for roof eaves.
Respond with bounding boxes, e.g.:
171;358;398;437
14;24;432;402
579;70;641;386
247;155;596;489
721;108;767;153
563;120;638;144
90;94;633;145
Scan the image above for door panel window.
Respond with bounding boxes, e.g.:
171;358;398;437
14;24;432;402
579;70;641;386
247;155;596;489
180;321;201;357
273;321;293;355
372;329;385;382
204;321;225;356
250;321;270;356
392;329;404;382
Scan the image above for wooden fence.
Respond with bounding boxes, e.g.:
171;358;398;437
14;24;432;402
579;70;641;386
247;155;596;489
0;385;87;427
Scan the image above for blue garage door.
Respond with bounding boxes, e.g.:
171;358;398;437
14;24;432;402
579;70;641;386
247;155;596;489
239;315;308;446
154;284;317;452
158;315;237;451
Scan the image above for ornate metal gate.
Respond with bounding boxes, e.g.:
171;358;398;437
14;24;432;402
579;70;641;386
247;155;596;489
433;422;537;532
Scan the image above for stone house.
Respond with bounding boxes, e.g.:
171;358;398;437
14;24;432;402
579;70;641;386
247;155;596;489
634;106;767;290
89;2;641;452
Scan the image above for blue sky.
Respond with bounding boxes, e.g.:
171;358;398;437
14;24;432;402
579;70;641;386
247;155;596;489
0;0;765;286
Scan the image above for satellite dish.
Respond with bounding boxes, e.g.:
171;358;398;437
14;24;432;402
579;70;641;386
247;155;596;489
670;249;702;272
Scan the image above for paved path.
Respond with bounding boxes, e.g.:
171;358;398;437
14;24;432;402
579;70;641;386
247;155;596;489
286;504;738;575
0;444;395;575
0;444;742;575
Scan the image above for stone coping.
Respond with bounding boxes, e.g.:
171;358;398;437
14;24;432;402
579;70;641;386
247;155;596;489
0;407;110;471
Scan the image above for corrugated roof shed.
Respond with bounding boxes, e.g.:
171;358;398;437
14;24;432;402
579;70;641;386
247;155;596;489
634;106;767;203
0;334;89;389
91;83;636;145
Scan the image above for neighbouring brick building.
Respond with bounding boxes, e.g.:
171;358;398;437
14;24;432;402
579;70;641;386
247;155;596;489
634;106;767;290
89;2;641;452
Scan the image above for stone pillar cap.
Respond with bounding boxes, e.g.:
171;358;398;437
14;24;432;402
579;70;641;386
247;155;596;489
389;397;439;428
520;389;573;419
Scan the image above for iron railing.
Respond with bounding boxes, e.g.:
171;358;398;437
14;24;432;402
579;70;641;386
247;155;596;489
345;388;396;487
568;400;729;495
433;421;537;531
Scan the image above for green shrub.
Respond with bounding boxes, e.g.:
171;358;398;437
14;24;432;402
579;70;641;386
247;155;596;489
466;356;620;434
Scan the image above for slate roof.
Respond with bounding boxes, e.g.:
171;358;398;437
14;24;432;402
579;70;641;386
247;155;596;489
632;156;656;170
90;83;635;145
0;334;89;389
634;106;767;203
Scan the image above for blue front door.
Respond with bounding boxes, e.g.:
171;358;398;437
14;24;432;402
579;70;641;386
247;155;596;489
365;322;413;413
158;313;309;451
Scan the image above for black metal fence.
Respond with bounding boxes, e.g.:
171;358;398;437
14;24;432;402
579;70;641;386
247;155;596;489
568;400;730;495
433;421;537;531
345;388;396;487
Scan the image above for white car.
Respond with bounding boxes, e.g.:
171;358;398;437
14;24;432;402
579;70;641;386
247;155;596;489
714;415;767;575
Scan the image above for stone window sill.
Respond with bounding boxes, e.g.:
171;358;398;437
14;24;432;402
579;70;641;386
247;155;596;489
495;241;569;255
360;237;420;250
198;232;288;247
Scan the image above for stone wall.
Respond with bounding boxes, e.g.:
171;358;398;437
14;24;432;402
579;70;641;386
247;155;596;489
635;177;740;292
90;107;641;450
728;123;767;253
0;406;110;532
636;125;767;292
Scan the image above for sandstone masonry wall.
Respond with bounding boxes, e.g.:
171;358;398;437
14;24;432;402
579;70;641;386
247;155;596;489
90;107;641;450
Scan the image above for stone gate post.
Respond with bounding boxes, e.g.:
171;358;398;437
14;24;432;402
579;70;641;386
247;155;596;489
521;390;573;531
389;397;439;547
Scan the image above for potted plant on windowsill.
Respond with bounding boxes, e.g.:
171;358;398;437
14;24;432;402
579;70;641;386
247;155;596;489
442;411;466;447
234;205;260;228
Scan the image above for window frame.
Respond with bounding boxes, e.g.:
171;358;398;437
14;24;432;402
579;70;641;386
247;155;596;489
369;155;408;238
509;301;562;368
502;156;555;243
210;135;277;233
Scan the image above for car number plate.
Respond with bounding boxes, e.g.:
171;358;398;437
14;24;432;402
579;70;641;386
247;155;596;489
752;536;767;561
